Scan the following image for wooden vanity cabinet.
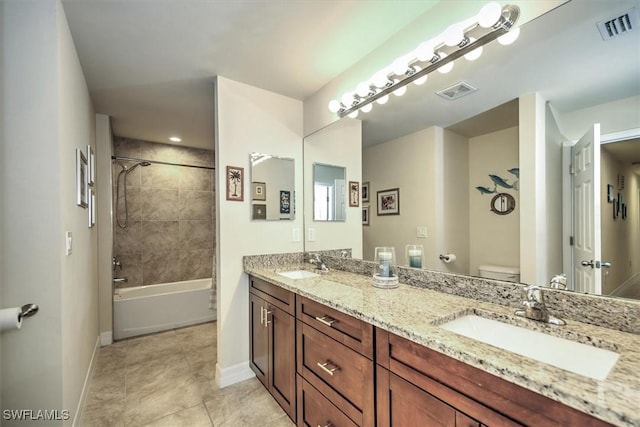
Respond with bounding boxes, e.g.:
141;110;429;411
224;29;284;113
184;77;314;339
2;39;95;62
249;276;296;420
296;296;375;427
376;329;614;427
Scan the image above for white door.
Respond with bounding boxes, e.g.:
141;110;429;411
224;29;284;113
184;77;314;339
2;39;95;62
572;124;602;294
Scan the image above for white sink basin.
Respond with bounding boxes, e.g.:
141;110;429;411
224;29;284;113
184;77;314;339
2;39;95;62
277;270;321;279
440;314;619;380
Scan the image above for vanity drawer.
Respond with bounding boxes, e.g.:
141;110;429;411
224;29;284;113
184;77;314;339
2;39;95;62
297;375;358;427
297;296;373;358
250;275;295;315
297;320;374;426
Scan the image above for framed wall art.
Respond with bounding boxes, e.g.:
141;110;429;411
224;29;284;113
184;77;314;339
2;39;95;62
377;188;399;216
226;166;244;201
76;148;88;208
87;145;95;186
252;182;266;201
349;181;359;207
280;190;291;214
88;188;96;228
252;204;267;220
362;182;370;203
362;206;370;225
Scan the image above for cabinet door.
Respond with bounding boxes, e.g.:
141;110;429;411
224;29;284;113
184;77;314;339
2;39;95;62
249;292;268;386
377;366;456;427
268;305;296;420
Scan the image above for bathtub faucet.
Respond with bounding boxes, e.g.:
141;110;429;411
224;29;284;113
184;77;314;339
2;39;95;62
112;257;122;271
113;277;128;284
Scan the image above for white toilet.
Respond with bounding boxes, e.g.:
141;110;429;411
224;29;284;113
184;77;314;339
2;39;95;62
478;265;520;283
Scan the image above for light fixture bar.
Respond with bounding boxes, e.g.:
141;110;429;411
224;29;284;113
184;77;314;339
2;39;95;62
335;4;520;118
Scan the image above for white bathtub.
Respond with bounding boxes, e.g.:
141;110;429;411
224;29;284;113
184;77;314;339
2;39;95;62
113;278;216;340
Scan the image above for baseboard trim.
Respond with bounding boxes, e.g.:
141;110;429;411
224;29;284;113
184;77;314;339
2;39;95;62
100;331;113;346
72;336;100;427
215;361;255;388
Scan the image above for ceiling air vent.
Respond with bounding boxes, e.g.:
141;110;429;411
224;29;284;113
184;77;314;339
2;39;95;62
596;7;638;40
436;82;477;101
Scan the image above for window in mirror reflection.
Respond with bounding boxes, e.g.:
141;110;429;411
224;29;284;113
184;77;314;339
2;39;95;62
313;163;346;221
250;152;295;221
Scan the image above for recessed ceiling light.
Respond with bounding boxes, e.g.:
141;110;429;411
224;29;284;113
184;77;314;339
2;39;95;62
169;136;182;142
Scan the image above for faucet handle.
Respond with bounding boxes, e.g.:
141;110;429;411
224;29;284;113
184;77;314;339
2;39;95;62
523;284;545;304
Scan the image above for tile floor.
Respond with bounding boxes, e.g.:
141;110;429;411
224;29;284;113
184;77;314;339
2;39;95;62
82;322;295;426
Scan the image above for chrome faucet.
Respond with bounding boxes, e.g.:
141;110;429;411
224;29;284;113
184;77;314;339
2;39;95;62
307;253;329;273
515;284;565;325
549;273;567;290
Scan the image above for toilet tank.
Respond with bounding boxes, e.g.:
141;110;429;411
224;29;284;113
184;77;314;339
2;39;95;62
478;265;520;282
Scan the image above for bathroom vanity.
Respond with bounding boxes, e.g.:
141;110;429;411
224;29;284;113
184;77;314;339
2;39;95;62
246;259;640;427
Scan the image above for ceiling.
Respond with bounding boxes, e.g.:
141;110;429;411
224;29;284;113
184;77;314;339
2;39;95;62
62;0;640;150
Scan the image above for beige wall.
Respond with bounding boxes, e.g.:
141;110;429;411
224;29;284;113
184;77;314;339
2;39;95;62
304;118;362;257
215;77;303;386
469;127;520;275
1;0;98;424
545;105;564;279
363;127;438;267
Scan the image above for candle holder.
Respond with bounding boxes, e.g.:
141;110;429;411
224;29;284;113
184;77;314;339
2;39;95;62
373;247;399;288
405;244;424;269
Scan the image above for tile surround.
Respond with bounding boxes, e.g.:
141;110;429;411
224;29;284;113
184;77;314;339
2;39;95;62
113;137;215;288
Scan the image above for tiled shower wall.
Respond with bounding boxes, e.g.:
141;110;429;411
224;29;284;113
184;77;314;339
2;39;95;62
113;136;215;288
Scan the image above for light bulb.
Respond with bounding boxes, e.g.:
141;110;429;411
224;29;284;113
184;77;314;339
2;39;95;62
478;2;502;28
411;66;427;85
348;110;359;118
392;56;409;76
356;82;372;98
376;95;389;105
328;100;342;113
372;70;391;88
443;24;465;47
341;92;355;107
361;103;372;113
393;81;406;97
437;53;454;74
498;27;520;45
463;38;483;61
415;41;434;62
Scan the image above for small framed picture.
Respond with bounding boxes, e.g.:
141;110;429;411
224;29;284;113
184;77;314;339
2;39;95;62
87;145;95;186
622;203;627;220
88;188;96;228
252;203;266;220
377;188;400;216
280;190;291;214
613;199;618;219
607;184;614;203
252;182;266;201
362;206;370;225
226;166;244;201
76;148;88;208
362;182;370;203
349;181;359;207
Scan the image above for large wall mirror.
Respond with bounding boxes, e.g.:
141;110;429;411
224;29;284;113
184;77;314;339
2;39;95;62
250;153;295;221
302;0;640;301
313;163;346;221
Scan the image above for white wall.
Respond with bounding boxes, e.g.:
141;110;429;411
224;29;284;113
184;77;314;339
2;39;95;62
544;105;564;280
468;127;520;275
363;127;437;266
96;115;113;345
304;119;362;257
1;1;98;424
215;77;303;386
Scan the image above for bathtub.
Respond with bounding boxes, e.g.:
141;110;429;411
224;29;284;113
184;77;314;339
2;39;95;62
113;278;216;340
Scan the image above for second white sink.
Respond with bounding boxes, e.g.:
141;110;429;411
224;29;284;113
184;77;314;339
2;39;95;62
277;270;321;279
440;314;619;381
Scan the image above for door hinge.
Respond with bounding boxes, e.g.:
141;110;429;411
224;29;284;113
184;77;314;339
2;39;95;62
569;164;575;175
569;236;574;246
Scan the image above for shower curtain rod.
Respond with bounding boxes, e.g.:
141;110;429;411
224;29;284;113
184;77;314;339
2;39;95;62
112;155;215;171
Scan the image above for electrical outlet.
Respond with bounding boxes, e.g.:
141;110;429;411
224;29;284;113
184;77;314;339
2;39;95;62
416;226;427;238
307;228;316;242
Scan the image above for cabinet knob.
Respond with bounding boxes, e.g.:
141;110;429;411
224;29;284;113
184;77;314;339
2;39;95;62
315;315;336;327
317;361;339;376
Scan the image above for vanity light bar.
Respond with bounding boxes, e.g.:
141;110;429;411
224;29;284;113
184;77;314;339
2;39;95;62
330;3;520;118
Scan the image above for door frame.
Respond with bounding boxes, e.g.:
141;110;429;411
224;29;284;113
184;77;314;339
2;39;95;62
562;127;640;292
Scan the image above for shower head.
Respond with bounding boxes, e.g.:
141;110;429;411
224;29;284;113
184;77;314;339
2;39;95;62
125;161;151;174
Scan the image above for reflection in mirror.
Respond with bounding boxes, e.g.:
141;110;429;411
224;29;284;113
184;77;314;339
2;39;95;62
313;163;346;221
250;153;295;221
302;0;640;301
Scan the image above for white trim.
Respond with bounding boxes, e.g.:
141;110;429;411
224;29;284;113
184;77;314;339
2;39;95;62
215;361;255;388
72;336;100;427
100;331;113;346
610;272;640;297
601;127;640;144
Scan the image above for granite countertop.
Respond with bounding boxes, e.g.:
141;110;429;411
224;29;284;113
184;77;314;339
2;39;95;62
246;266;640;427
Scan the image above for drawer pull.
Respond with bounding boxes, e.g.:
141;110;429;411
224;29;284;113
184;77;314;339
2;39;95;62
315;315;336;327
318;423;333;427
264;309;272;328
317;361;339;376
260;306;264;325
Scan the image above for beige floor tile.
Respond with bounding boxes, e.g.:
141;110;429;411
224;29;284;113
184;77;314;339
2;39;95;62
94;342;128;376
87;369;126;405
83;397;125;427
142;403;213;427
125;330;183;365
175;321;217;352
126;353;192;395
